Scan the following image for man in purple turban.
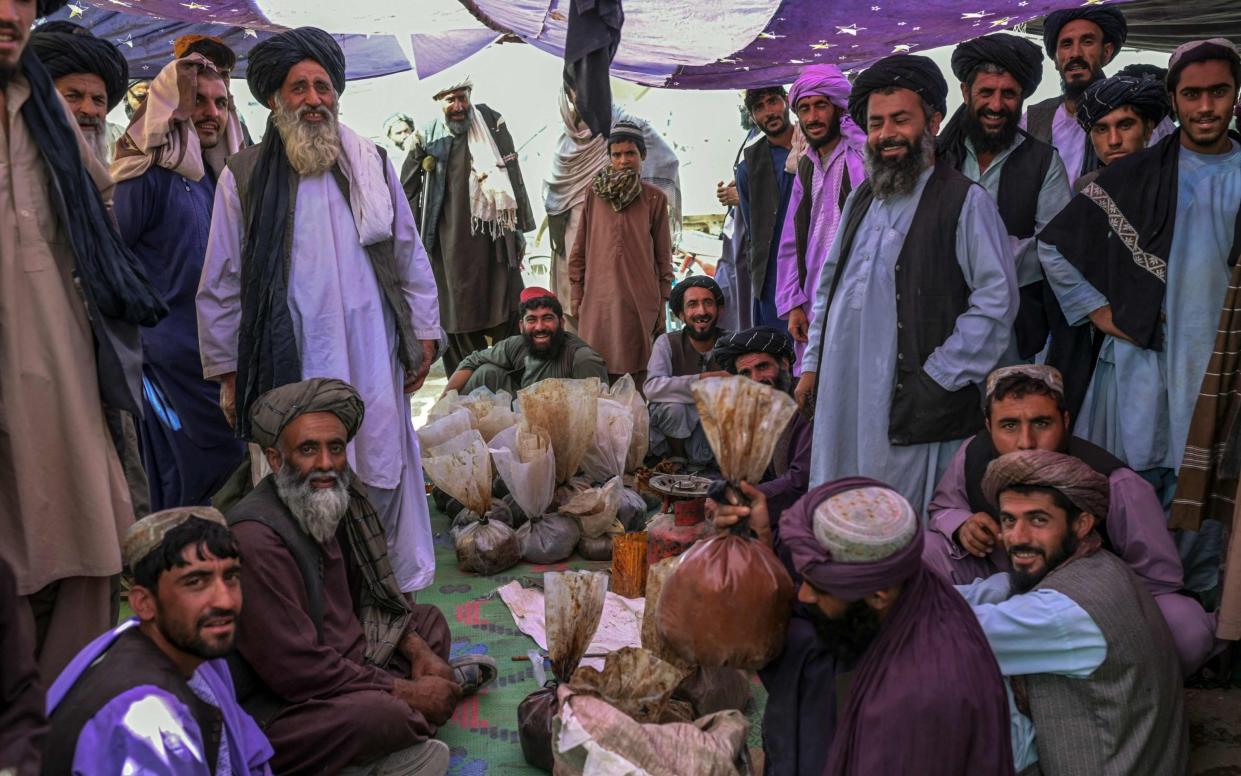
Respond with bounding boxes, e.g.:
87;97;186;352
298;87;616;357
772;64;866;372
959;450;1187;774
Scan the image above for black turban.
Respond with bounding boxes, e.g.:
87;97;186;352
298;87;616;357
246;27;346;107
711;326;796;374
1075;75;1170;131
847;54;948;127
951;33;1044;96
668;275;723;316
1041;6;1127;60
28;24;129;111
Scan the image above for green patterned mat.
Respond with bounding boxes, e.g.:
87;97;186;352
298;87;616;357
421;500;766;775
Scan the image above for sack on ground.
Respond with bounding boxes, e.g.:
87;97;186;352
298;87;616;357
516;513;581;564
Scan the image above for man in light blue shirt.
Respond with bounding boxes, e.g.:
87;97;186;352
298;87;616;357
959;449;1186;775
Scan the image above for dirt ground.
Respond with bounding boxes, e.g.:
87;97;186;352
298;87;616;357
1189;686;1241;775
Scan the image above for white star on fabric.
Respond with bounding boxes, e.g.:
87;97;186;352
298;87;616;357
837;24;865;35
67;3;86;17
897;21;907;26
892;44;913;53
871;5;881;10
243;28;258;38
181;2;209;9
757;31;785;39
912;26;921;31
1018;1;1029;5
961;11;994;19
106;0;132;6
810;42;836;50
990;16;1015;27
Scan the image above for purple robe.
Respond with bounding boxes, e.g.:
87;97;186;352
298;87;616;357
923;435;1219;673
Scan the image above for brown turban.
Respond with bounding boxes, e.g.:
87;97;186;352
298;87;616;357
248;378;365;450
982;450;1110;518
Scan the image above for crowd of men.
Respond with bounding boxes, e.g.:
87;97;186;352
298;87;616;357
1;0;1239;774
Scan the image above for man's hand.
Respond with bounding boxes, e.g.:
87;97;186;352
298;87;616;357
705;481;772;546
955;512;1001;558
787;306;809;343
401;633;455;683
1087;304;1137;345
404;340;439;394
218;372;237;429
392;677;460;727
794;371;817;414
716;180;739;208
698;370;732;381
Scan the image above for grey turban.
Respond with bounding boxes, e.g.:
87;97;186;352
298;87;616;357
248;378;365;450
982;450;1110;518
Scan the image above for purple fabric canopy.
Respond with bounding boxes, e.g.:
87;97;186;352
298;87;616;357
50;0;1134;86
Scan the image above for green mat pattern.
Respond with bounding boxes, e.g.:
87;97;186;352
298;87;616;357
420;500;766;774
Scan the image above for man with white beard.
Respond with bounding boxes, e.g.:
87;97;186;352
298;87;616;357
28;21;128;163
197;28;442;595
226;379;479;776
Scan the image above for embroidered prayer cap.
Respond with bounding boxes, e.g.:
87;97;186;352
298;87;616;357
847;54;948;127
248;377;365;450
1167;38;1241;91
28;22;130;110
1041;6;1128;61
712;326;796;374
982;449;1110;518
432;77;473;100
951;33;1044;96
246;27;346;107
173;34;237;73
1075;74;1170;131
607;119;646;157
668;275;723;316
778;479;924;601
984;364;1064;403
123;506;229;569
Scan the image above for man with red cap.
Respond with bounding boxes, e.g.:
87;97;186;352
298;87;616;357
443;287;608;395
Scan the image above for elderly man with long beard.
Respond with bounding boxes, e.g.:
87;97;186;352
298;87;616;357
225;379;487;776
197;28;442;595
793;54;1017;512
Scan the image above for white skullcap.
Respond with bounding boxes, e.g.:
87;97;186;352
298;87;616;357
811;486;917;563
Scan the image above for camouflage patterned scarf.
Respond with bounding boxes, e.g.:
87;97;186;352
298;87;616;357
592;166;642;211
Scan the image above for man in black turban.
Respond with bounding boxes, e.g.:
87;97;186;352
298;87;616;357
646;275;729;467
28;22;128;163
847;53;948;129
938;33;1071;364
1074;74;1170;186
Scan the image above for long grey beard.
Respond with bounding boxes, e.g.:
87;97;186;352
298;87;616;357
865;127;935;200
88;126;111;165
446;107;474;136
272;97;341;176
274;464;354;544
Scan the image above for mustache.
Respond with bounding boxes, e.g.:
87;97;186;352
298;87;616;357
297;105;332;120
1063;57;1089;72
875;137;911;151
75;115;102;126
0;21;22;39
196;607;237;629
1007;544;1046;559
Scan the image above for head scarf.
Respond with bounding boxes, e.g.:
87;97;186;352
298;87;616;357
1041;6;1128;60
592;166;642;211
668;275;723;316
432;77;473;101
1167;38;1241;91
951;33;1044;96
985;364;1064;402
248;377;365;450
982;450;1110;517
173;34;237;73
711;326;795;374
847;54;948;127
246;27;346;107
607;118;646;157
1118;62;1168;84
123;506;228;569
28;23;129;110
111;54;243;185
787;63;867;148
1074;74;1170;132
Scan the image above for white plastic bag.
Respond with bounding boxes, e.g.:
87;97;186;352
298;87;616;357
559;476;623;538
461;387;519;442
489;422;556;519
545;570;608;682
416;407;474;452
607;375;649;473
421;429;491;516
581;398;634;483
519;378;600;484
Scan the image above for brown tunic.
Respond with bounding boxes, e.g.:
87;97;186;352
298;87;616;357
0;77;133;598
569;182;673;375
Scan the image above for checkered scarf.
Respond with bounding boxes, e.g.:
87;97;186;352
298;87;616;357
592;166;642;212
345;485;412;667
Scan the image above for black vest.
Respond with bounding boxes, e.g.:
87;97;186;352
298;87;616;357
1025;97;1062;145
793;151;853;290
826;162;980;445
666;329;722;377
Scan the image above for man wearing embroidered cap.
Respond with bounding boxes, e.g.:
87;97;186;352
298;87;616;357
794;53;1017;513
772;65;866;369
924;364;1218;673
959;450;1187;775
401;76;535;375
43;507;273;775
443;286;607;394
734;479;1013;775
569;118;675;383
198;27;443;595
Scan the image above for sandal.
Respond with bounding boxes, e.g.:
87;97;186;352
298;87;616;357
451;654;498;695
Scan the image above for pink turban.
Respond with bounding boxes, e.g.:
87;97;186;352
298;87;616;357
788;64;867;147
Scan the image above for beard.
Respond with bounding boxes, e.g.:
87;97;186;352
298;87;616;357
524;326;567;358
805;599;883;665
84;122;111;164
865;127;935;200
272;96;341;176
273;462;354;544
1008;529;1080;594
757;367;795;395
804;118;842;150
683;314;719;342
446;106;473;136
154;603;238;660
1059;59;1105;101
760;113;791;139
964;104;1019;155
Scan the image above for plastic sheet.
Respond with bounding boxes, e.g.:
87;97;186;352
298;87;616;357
454;515;522;576
673;667;752;718
691;376;797;486
416;407;474;452
581;398;634;482
421;429;491;516
461;386;519;442
607;375;650;473
489;422;556;519
617;487;649;531
576;524;622;560
450;498;514;530
641;557;693;671
567;647;688;723
518;378;600;483
517;514;581;564
558;476;623;538
656;533;794;670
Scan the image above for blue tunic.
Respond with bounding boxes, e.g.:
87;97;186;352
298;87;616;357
114;167;245;510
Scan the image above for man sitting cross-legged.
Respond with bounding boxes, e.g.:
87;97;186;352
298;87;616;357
226;378;494;776
923;364;1217;674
